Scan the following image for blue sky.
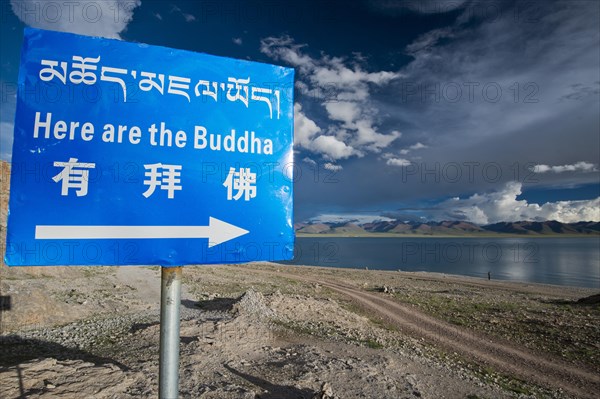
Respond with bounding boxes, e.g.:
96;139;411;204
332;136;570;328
1;0;599;224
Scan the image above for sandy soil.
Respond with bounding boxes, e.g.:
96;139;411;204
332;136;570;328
1;262;599;398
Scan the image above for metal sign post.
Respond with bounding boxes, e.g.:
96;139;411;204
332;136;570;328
159;266;182;399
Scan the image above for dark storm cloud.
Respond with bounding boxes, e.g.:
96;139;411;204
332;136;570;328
382;0;600;180
289;0;599;221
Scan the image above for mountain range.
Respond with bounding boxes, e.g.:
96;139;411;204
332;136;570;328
295;220;600;236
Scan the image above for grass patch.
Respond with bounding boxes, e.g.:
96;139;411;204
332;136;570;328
363;338;384;349
499;380;533;396
272;319;316;337
391;287;600;374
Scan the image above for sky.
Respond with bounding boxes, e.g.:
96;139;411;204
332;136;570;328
1;0;599;224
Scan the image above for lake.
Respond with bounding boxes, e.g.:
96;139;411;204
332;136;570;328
282;237;600;289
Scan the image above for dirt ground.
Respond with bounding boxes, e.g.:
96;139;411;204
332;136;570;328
1;262;599;398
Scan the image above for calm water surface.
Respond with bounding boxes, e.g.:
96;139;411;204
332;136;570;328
283;237;600;289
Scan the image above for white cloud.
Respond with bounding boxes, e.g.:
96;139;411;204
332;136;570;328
171;4;195;22
261;35;401;92
409;142;427;150
10;0;141;39
398;142;428;156
295;80;310;93
311;135;356;161
382;152;413;166
406;27;455;55
232;37;243;46
260;36;314;69
533;162;597;174
323;163;343;171
434;181;600;224
154;13;162;21
324;102;360;125
354;120;400;152
311;61;399;88
324;103;400;153
261;35;402;159
302;157;317;166
294;103;321;148
386;157;411;167
295;103;359;161
0;122;14;161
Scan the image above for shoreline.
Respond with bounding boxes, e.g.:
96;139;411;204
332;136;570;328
264;262;599;297
297;232;600;238
276;261;600;290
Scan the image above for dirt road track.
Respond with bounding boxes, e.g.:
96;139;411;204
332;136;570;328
227;266;600;399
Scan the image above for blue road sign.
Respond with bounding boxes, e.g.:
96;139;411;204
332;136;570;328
5;28;295;266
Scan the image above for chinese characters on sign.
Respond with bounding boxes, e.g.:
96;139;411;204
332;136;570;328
51;159;257;202
143;163;182;199
223;168;257;201
52;158;95;196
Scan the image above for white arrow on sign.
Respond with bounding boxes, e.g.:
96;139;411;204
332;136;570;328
35;217;249;248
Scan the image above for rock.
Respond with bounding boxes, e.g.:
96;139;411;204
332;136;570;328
231;290;275;320
312;382;335;399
